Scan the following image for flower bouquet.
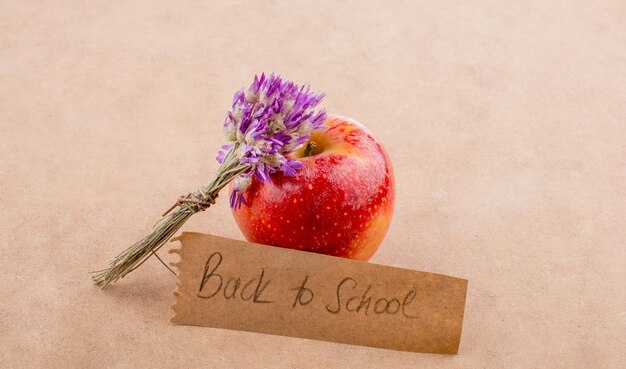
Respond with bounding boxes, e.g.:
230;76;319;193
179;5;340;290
92;74;326;288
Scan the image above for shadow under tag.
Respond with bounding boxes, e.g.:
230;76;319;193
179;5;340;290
170;232;468;354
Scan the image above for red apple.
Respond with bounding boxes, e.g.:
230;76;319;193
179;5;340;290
230;115;394;261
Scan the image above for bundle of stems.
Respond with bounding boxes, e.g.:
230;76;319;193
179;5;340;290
92;146;246;288
92;73;327;289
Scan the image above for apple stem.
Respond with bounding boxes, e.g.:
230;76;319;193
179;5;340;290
304;141;317;157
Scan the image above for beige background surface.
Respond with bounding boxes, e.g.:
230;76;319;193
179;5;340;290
1;1;624;368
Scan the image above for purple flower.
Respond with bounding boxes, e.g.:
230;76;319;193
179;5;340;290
220;73;326;208
216;144;232;164
229;173;251;209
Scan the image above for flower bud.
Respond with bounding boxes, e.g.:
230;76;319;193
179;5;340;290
234;175;252;192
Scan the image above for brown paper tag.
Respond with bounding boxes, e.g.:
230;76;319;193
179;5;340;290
170;232;468;354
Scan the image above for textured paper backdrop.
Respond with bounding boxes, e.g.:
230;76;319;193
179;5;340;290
1;1;625;368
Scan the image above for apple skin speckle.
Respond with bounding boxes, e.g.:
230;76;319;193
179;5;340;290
230;115;395;261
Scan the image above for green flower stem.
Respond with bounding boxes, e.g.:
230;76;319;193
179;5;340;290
92;145;247;289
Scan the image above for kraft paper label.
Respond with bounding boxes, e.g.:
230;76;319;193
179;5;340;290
170;232;468;354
